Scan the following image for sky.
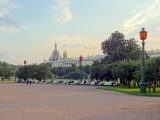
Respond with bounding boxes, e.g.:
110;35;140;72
0;0;160;65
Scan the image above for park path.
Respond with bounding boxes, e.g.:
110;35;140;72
0;83;160;120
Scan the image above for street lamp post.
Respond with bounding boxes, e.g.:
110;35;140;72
79;55;83;80
139;28;147;94
24;60;27;65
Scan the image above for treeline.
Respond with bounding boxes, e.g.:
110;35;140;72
16;64;52;81
0;61;17;80
51;64;91;79
91;31;160;92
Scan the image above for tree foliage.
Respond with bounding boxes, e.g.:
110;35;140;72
0;67;13;80
66;70;88;79
101;31;141;63
17;64;52;80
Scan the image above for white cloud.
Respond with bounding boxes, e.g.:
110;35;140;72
0;0;9;5
49;35;103;57
123;0;160;35
0;0;25;34
51;0;73;24
156;27;160;31
0;51;7;57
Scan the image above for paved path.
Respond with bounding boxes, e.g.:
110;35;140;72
0;83;160;120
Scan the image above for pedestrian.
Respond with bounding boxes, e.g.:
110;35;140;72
29;78;32;85
26;79;28;85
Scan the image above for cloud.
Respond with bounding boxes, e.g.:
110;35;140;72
63;44;67;47
91;46;96;49
0;0;9;5
71;44;81;48
4;50;8;53
0;15;26;33
122;0;160;35
50;0;73;24
0;51;7;57
156;27;160;31
0;0;26;34
83;45;90;49
83;45;96;49
71;44;96;49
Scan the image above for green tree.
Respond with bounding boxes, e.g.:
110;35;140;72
17;64;52;80
101;31;141;63
145;57;160;92
83;65;91;74
0;67;13;80
66;70;88;79
99;63;118;81
112;61;138;88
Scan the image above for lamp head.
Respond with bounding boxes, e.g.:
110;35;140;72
140;28;147;40
79;55;83;61
24;60;27;65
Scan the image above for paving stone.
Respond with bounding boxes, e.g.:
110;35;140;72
0;83;159;120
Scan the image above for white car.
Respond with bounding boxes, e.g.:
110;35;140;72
33;80;39;83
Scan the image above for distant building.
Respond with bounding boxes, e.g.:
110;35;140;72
52;42;60;61
52;55;105;67
46;42;105;67
146;49;160;58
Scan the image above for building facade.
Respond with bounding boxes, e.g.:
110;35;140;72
146;49;160;58
52;55;105;67
48;42;105;67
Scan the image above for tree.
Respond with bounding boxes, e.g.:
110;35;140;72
145;57;160;92
66;70;88;79
90;64;103;80
17;64;52;80
101;31;141;63
99;63;118;81
112;61;138;88
83;65;91;74
0;67;13;80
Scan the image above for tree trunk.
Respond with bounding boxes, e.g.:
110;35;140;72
120;78;123;84
153;83;156;92
128;81;131;88
137;82;140;88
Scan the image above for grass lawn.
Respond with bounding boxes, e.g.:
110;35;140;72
96;85;160;97
0;79;17;83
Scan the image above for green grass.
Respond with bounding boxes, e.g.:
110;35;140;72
96;86;160;97
0;79;17;83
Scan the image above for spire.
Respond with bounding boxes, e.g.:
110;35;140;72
54;41;57;50
44;57;46;62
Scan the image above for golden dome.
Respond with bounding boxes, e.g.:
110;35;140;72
63;50;67;55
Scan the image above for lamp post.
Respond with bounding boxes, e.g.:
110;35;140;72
24;60;27;65
139;28;147;94
79;55;83;80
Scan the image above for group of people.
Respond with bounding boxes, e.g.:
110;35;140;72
26;78;32;85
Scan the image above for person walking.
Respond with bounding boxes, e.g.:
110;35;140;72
26;79;28;85
29;78;32;85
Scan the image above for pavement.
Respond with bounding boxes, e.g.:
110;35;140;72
0;83;160;120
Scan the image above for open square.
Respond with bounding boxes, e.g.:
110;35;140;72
0;83;160;120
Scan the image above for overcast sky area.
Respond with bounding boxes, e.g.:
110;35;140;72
0;0;160;65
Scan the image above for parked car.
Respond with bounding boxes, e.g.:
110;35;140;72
39;80;47;83
18;79;26;83
32;80;39;83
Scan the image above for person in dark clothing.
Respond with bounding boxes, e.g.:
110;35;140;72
26;79;28;85
29;79;32;85
84;80;86;85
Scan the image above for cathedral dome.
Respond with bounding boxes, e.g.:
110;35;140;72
63;50;67;55
52;42;59;61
